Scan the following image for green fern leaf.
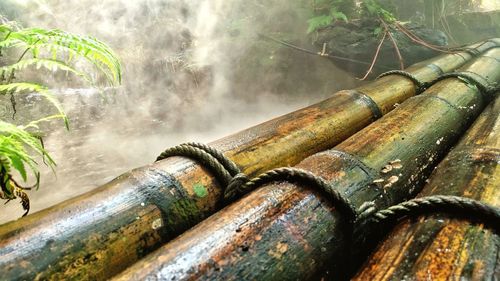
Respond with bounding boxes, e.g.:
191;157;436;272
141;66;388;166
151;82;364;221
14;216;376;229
0;58;93;84
0;82;69;128
307;15;334;34
330;6;348;22
0;120;56;170
0;25;122;86
0;22;122;215
9;152;27;181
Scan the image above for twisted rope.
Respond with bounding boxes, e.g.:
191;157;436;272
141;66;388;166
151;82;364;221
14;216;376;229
377;70;500;98
428;71;499;100
377;70;428;94
223;166;500;237
225;167;358;222
178;142;240;176
229;168;500;261
356;195;500;233
455;47;482;57
156;143;242;188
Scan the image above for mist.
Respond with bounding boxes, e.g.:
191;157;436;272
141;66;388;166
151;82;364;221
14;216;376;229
0;0;359;222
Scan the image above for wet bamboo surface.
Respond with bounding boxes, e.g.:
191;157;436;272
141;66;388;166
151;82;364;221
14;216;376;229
113;48;500;281
0;41;497;281
352;97;500;280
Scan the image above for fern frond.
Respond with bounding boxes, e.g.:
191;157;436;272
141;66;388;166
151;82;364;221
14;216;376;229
23;28;121;84
0;137;35;182
0;116;59;214
0;120;55;181
0;58;93;84
0;82;69;128
37;43;116;84
0;24;122;86
23;114;66;130
307;15;334;34
0;22;122;217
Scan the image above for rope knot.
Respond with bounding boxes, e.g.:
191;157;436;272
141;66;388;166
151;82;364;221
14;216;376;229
356;201;378;223
156;142;246;195
225;173;250;200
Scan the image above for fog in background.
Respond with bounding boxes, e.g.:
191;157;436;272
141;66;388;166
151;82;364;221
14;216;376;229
0;0;360;222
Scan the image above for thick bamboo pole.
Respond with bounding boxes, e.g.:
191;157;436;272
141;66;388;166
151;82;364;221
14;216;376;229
352;96;500;280
113;48;500;281
0;42;497;281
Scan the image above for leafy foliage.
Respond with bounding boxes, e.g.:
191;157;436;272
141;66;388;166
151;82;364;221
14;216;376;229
307;0;396;33
0;25;121;84
307;0;351;34
0;82;69;127
0;119;57;216
307;3;349;33
0;22;121;216
362;0;396;23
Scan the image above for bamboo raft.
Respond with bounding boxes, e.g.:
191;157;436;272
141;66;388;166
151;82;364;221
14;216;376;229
0;39;499;280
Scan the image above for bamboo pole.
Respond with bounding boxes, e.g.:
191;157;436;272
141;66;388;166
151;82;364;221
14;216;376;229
113;48;500;281
352;97;500;280
0;41;497;281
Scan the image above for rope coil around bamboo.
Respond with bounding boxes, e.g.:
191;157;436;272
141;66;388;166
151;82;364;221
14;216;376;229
156;142;248;189
352;195;500;253
223;164;500;277
426;71;500;100
457;47;482;57
225;167;358;222
450;39;500;56
377;70;428;94
230;168;500;233
359;195;500;229
377;70;500;98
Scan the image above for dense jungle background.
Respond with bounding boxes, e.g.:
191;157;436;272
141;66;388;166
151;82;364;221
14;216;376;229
0;0;499;223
